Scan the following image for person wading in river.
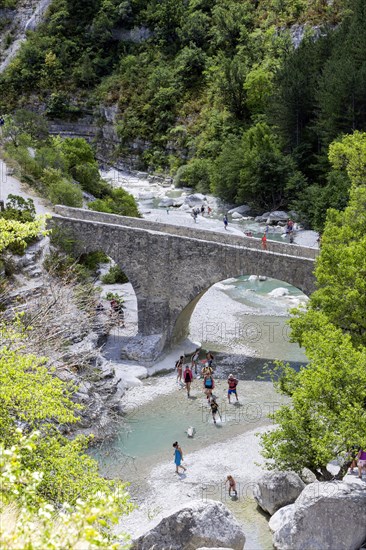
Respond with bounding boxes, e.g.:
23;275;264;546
226;475;238;497
210;398;221;424
173;442;186;474
203;372;215;401
175;355;184;385
183;364;193;397
227;374;239;403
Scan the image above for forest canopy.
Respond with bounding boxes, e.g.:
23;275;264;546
0;0;364;226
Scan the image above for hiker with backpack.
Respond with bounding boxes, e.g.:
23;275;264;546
203;372;215;401
183;364;193;397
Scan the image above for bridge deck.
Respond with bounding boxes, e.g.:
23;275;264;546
53;206;318;261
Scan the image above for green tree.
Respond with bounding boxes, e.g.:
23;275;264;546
174;158;212;192
261;312;366;480
0;432;133;549
304;185;366;347
0;216;46;254
89;187;140;217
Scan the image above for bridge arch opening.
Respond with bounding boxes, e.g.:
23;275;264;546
171;274;308;379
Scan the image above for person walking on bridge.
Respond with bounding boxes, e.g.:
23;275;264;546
261;233;267;250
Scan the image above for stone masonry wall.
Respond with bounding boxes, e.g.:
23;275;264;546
50;208;316;353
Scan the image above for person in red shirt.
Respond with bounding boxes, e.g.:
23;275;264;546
261;234;267;250
227;374;239;403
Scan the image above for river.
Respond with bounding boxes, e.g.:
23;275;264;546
94;169;312;548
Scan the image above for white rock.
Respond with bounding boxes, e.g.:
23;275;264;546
253;471;305;516
158;198;174;207
272;481;366;550
268;210;289;222
131;500;246;550
228;204;251;215
258;276;267;281
269;504;295;533
248;275;259;281
179;204;191;212
184;193;207;206
232;212;243;219
138;192;155;200
268;287;290;298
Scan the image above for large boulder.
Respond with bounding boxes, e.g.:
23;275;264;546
184;193;207;207
253;471;305;515
228;204;252;216
268;211;289;223
255;211;289;224
158;197;175;207
131;500;246;550
271;481;366;550
268;504;295;533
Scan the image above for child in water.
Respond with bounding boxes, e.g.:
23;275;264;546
210;399;220;424
226;475;238;497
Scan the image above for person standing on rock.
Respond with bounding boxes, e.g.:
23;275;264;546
223;214;228;230
201;204;205;216
175;356;184;385
227;374;239;403
357;448;366;479
183;364;193;397
173;442;186;474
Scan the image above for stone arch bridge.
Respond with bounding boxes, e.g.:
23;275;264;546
51;206;318;360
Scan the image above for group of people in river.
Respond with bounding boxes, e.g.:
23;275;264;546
175;350;239;410
173;349;241;492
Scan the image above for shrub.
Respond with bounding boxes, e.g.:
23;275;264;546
174;159;212;192
105;291;124;306
101;265;128;284
79;250;109;271
0;195;36;223
72;162;103;196
48;179;83;207
89;187;139;217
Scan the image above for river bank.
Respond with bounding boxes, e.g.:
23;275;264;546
2;157;311;548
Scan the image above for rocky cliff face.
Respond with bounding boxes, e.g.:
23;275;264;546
0;0;52;72
4;236;127;442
